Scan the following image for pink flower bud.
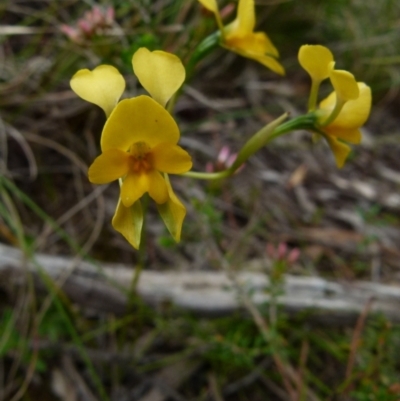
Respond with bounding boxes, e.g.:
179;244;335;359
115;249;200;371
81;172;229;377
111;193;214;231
60;25;81;42
206;162;214;173
217;146;230;164
78;19;93;34
105;7;115;26
220;3;235;19
287;248;300;264
277;242;287;260
226;153;237;168
266;243;276;259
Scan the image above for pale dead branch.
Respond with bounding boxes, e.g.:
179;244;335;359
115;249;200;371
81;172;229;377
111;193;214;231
1;243;400;323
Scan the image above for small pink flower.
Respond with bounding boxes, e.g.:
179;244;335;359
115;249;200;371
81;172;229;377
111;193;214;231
220;3;235;19
78;19;93;35
266;242;300;265
60;5;115;43
91;6;103;26
60;25;81;43
287;248;300;264
217;146;230;165
208;146;244;174
277;242;287;259
105;7;115;26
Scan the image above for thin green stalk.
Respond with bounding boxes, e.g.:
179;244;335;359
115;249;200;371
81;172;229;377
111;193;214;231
307;78;321;111
182;113;317;181
182;169;232;180
319;97;346;127
81;315;136;343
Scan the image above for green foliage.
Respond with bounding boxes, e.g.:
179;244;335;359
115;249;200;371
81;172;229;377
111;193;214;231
38;304;70;342
202;317;265;373
351;384;399;401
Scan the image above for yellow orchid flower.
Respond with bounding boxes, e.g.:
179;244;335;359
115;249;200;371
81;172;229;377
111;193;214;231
70;50;189;248
88;95;192;248
198;0;284;75
316;83;371;168
70;48;185;117
298;44;371;167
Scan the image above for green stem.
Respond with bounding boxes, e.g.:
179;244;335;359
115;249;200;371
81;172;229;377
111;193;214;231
272;114;317;136
319;97;346;127
182;169;231;180
308;78;321;111
183;113;317;181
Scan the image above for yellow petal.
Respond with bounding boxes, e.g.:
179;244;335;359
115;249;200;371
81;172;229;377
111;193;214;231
70;65;125;117
318;90;336;115
112;199;143;249
325;135;351;168
244;53;285;75
329;128;362;144
298;45;334;82
226;0;255;36
225;32;279;58
88;149;129;184
120;170;168;207
151;144;192;174
321;83;371;130
237;0;255;32
224;33;284;75
147;170;169;204
101;96;180;152
329;69;359;101
132;48;185;107
157;175;186;242
197;0;219;13
120;172;148;207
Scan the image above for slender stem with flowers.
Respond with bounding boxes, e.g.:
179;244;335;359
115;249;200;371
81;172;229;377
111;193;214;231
69;6;371;252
